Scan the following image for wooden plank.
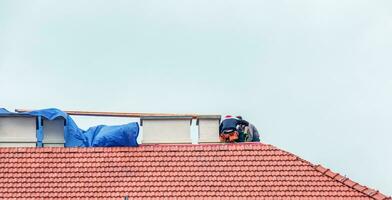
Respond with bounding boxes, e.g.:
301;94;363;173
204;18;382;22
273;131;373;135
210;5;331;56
15;109;199;118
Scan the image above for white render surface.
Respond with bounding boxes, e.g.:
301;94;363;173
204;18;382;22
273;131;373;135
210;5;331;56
0;142;36;147
43;118;65;144
43;143;65;147
198;118;221;143
141;118;192;144
0;116;37;143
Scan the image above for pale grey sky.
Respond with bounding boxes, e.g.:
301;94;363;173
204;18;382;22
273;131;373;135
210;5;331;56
0;0;391;195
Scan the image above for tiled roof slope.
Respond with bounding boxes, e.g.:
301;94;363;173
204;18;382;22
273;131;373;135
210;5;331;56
0;143;390;200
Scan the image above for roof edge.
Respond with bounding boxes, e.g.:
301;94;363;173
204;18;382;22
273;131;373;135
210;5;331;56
265;144;391;200
313;164;391;200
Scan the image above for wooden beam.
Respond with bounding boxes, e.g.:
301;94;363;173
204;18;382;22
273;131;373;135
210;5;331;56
15;109;199;118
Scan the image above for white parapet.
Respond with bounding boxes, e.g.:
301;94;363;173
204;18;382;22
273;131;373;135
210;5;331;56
0;116;37;147
197;115;221;143
140;116;193;144
42;118;65;147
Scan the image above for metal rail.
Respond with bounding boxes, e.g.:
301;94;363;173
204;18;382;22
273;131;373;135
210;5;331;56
15;109;200;118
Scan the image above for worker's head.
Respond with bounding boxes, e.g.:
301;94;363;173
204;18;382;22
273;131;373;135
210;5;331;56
219;131;239;143
236;115;243;120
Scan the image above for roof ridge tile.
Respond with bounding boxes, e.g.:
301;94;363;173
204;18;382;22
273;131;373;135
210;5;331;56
262;144;390;200
313;163;391;200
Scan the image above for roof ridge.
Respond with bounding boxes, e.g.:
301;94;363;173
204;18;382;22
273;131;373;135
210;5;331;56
0;142;271;153
313;164;391;200
266;144;391;200
265;144;313;165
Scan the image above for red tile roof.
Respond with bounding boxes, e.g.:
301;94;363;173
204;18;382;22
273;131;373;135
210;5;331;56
0;143;390;200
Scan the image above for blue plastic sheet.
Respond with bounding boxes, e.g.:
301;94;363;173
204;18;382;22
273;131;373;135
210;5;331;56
0;108;10;114
0;108;139;147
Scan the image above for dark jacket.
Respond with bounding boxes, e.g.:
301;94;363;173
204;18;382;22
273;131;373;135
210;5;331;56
219;117;249;133
248;123;260;142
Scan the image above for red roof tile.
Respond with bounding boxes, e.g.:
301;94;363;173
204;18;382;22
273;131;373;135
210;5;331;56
0;143;390;199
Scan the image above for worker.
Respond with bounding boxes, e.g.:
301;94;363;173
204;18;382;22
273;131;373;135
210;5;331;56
236;116;260;142
219;115;249;143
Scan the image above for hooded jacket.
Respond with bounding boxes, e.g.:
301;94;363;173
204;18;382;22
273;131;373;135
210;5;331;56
219;116;249;133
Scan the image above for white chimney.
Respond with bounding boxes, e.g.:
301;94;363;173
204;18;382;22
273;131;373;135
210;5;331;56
0;115;37;147
140;116;193;144
42;118;65;147
197;115;221;143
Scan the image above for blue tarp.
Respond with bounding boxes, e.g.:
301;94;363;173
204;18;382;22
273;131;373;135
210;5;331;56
0;108;139;147
0;108;10;113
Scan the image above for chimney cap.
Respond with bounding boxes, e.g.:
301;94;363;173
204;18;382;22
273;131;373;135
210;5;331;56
140;116;193;126
196;115;221;125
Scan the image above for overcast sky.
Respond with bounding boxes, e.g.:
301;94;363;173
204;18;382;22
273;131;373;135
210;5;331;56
0;0;391;195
